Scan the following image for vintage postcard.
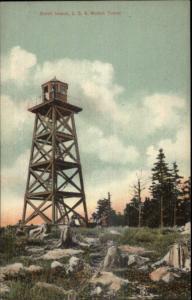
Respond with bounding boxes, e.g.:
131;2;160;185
0;1;190;299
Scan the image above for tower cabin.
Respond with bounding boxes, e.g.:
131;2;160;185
42;77;68;102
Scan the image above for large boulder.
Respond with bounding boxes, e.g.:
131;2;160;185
149;266;179;283
51;261;64;270
83;237;100;246
128;254;150;266
150;266;169;282
0;263;24;277
0;282;10;295
91;286;103;296
119;244;153;255
180;222;191;235
90;271;128;292
40;248;83;260
109;229;121;236
25;246;45;256
66;256;84;274
24;265;43;274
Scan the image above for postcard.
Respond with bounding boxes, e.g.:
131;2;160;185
0;1;190;299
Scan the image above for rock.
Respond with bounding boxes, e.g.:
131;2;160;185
181;222;191;235
0;273;5;282
161;272;180;283
119;245;153;255
84;237;100;245
149;266;179;283
29;224;49;240
51;261;64;270
90;271;128;292
128;254;150;266
56;225;73;248
40;248;83;260
25;265;43;273
25;246;45;255
66;256;84;274
102;246;128;271
149;266;170;282
152;241;190;271
0;282;10;295
91;286;103;296
77;241;90;248
109;230;121;235
35;281;66;295
16;228;25;236
138;265;149;272
0;262;43;278
0;263;24;277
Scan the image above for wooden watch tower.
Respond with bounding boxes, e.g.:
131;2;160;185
22;77;88;226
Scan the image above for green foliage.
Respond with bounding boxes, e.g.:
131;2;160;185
119;227;180;258
92;192;113;226
0;233;27;264
4;281;65;300
124;198;140;227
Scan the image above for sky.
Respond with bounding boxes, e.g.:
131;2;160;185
0;1;190;226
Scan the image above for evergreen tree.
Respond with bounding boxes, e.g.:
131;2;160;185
124;197;140;227
111;211;125;226
171;162;183;226
142;197;159;227
182;177;191;201
150;148;173;228
92;192;113;226
177;177;191;225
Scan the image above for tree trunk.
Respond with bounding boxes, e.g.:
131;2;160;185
160;195;164;229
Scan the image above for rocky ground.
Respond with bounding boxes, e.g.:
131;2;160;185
0;223;191;300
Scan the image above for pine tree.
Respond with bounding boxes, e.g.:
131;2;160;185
178;177;191;224
142;197;159;227
93;192;112;226
150;148;172;228
171;162;183;226
124;197;140;227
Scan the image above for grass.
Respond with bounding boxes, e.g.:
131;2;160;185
0;226;190;300
86;226;182;260
3;281;65;300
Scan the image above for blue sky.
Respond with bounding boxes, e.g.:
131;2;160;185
0;1;190;225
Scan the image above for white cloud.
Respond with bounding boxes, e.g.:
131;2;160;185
1;47;128;127
2;148;30;190
142;93;186;132
1;46;36;84
79;125;139;164
146;126;190;176
1;47;188;136
0;94;33;142
125;93;187;137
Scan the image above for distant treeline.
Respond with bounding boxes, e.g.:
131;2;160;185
91;149;191;228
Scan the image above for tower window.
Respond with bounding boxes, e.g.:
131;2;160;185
43;86;49;100
60;85;66;95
